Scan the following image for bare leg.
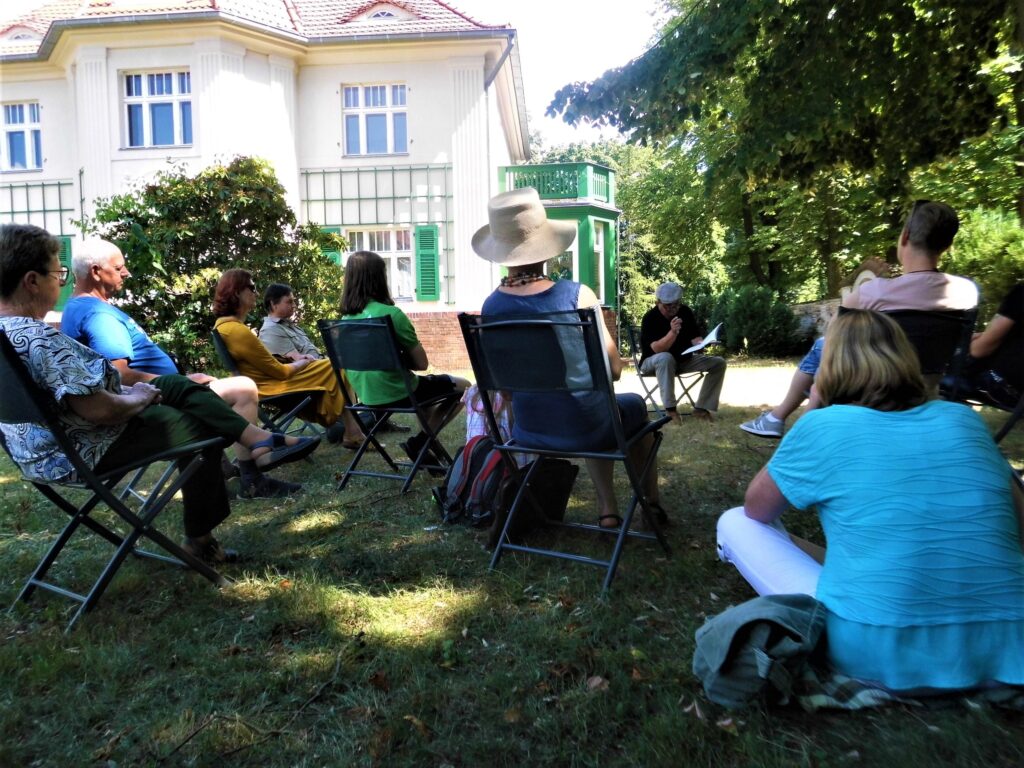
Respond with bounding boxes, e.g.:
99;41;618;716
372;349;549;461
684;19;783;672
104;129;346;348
770;370;814;422
585;459;620;526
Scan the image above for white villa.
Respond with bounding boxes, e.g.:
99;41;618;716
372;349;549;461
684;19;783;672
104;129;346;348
0;0;534;314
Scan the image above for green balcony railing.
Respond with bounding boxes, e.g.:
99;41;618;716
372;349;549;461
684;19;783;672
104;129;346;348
498;162;615;206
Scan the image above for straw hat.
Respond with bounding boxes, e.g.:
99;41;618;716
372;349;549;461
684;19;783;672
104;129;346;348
471;188;577;267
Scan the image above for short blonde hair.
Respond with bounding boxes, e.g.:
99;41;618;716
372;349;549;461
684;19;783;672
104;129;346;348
816;310;926;412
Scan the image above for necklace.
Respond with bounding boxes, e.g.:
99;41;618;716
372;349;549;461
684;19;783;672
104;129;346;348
500;272;550;288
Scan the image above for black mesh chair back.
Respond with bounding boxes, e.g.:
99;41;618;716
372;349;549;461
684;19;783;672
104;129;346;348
625;325;707;416
0;330;229;631
884;308;977;376
459;308;672;594
209;327;313;434
318;317;461;493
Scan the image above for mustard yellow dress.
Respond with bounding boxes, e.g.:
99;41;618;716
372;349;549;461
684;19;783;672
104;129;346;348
213;316;346;427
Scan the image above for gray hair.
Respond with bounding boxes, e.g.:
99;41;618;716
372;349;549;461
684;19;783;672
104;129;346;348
72;237;121;280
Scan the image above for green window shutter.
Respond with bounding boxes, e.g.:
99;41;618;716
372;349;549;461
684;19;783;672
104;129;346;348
414;224;440;301
55;235;73;311
321;226;342;265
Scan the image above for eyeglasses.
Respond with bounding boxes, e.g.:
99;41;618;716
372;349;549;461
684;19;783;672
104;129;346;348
37;266;70;287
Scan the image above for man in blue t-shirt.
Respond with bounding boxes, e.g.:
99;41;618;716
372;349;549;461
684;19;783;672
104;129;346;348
63;238;301;499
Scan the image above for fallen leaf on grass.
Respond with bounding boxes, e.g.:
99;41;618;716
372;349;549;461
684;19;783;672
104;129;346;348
503;707;522;723
716;717;738;734
631;667;645;681
278;579;292;590
403;714;432;740
368;670;390;692
586;676;609;693
681;698;706;721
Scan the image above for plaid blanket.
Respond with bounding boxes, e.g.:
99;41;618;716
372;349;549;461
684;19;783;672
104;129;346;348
794;666;1024;712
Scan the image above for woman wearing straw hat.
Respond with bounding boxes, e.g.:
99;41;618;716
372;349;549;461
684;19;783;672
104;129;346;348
473;188;668;530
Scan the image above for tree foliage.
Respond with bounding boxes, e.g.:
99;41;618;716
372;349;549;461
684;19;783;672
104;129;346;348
84;156;345;370
550;0;1008;193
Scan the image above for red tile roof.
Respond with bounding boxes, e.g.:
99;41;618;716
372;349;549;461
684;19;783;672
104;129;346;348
0;0;508;56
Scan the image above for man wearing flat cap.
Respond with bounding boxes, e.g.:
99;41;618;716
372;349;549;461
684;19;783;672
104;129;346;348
638;281;726;422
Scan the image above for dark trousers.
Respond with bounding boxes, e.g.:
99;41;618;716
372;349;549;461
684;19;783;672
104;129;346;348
95;375;250;538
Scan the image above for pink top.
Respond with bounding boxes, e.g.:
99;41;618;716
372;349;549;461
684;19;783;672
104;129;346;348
853;271;977;312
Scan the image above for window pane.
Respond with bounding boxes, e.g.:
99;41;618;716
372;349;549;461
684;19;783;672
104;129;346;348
396;256;413;299
345;114;361;155
126;74;142;97
7;132;26;169
4;104;24;125
28;103;40;123
180;102;192;144
127;104;144;146
392;85;406;106
150;102;173;145
178;72;191;94
148;73;172;96
344;87;359;108
395;230;410;250
366;113;387;153
365;85;385;107
31;130;41;167
393;112;407;153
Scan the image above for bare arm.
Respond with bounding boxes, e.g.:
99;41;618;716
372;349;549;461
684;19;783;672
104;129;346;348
109;358;158;385
405;343;429;371
744;466;792;523
65;382;161;425
578;284;622;380
970;314;1015;359
649;315;683;354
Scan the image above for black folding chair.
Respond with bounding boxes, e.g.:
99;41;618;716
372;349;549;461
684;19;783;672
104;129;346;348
883;307;977;381
318;317;462;493
0;331;231;632
625;325;707;417
460;308;672;595
209;328;316;435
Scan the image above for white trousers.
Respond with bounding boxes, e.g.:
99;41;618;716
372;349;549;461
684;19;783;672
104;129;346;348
716;506;821;597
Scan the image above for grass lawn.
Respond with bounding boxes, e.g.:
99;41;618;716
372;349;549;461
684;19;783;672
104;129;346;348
1;374;1023;767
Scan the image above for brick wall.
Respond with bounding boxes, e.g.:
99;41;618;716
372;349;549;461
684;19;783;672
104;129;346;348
408;307;620;374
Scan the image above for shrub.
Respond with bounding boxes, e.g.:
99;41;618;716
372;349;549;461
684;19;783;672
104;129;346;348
83;156;345;370
942;207;1024;320
709;284;802;356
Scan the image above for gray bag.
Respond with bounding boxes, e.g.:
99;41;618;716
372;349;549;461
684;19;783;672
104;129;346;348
692;593;826;709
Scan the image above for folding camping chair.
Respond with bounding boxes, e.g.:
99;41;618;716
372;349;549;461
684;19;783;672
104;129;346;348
0;331;231;632
882;307;977;388
626;325;707;417
210;328;317;435
460;308;672;595
318;316;462;493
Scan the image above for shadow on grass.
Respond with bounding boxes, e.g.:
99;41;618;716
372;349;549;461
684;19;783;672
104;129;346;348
0;401;1022;766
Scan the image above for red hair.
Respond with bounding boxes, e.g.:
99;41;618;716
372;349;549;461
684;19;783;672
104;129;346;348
212;268;253;318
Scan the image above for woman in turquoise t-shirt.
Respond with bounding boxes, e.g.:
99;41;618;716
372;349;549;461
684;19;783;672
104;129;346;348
718;310;1024;692
339;251;468;466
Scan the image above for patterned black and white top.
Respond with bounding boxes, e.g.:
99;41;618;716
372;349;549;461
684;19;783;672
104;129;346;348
0;316;126;482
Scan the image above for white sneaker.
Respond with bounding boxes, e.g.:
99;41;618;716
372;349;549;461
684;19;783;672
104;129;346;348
740;411;784;438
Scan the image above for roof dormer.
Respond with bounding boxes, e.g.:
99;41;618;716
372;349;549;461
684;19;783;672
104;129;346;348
356;3;416;23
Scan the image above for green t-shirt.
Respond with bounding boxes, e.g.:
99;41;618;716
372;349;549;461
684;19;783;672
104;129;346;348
343;301;419;405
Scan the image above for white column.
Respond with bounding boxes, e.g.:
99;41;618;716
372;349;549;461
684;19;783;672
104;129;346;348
192;38;246;164
73;46;112;213
268;55;300;214
449;56;490;310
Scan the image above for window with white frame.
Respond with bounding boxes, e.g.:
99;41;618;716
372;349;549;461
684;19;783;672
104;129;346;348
2;102;42;171
122;71;192;148
345;228;414;299
342;84;408;156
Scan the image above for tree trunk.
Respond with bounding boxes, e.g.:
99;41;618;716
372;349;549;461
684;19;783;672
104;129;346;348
741;192;770;285
1014;0;1024;222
